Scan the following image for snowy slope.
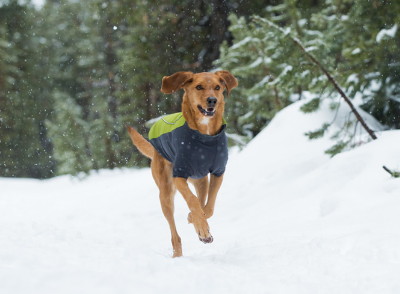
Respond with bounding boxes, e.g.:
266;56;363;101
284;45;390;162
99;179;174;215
1;99;400;294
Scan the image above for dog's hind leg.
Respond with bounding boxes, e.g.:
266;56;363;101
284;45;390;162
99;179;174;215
151;153;182;257
159;186;182;257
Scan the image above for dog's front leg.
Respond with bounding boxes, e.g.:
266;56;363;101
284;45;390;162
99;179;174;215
203;174;224;219
174;177;213;243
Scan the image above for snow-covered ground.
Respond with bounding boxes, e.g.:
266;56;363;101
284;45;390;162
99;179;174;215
1;99;400;294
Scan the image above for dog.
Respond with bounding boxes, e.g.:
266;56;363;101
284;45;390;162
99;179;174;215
127;71;238;257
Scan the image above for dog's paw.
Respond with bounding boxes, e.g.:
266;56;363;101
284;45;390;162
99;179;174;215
199;234;213;244
189;213;213;244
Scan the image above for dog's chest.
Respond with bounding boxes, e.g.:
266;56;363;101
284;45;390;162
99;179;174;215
199;117;211;135
173;130;228;179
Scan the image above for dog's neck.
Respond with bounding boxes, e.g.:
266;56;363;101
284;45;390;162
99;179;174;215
182;98;224;136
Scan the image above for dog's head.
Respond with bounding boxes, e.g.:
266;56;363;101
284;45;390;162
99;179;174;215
160;71;238;119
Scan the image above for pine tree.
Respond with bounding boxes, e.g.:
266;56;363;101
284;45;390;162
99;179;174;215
215;12;296;138
338;1;400;129
0;0;54;178
216;0;400;155
0;23;17;176
46;92;93;175
41;0;125;175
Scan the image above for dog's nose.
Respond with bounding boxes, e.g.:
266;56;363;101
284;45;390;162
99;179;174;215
207;97;217;108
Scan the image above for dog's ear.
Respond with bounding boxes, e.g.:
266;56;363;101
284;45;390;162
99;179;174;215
161;72;193;94
215;71;238;95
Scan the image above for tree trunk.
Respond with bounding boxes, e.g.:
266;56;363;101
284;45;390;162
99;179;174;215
200;0;231;71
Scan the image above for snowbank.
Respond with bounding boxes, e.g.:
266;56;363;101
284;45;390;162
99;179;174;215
1;99;400;294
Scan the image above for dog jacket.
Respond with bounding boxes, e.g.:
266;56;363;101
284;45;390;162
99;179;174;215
148;113;228;179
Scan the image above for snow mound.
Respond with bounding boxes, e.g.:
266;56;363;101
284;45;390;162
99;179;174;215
1;99;400;294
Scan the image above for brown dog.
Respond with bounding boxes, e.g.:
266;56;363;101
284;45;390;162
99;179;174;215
127;71;238;257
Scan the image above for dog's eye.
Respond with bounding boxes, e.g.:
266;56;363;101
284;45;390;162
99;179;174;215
196;85;203;90
215;85;221;90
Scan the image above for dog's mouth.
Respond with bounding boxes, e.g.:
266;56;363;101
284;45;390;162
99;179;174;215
197;105;215;117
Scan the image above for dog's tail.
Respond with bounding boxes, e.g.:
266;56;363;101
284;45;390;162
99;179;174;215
127;126;154;160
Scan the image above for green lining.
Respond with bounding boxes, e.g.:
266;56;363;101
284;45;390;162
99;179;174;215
148;112;227;140
148;113;185;139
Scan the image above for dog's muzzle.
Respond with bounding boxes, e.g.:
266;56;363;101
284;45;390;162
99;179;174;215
198;97;217;117
198;105;215;116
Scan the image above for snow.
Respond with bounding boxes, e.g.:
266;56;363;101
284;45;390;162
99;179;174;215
255;75;272;87
248;57;263;69
230;36;256;50
270;65;293;86
31;0;45;8
347;73;359;84
376;24;398;43
1;99;400;294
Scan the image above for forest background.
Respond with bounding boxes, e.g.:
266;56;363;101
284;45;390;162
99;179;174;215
0;0;399;179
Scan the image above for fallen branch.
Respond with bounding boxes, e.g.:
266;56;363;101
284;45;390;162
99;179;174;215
383;166;400;178
254;16;377;140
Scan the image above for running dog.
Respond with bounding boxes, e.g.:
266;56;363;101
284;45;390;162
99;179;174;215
127;71;238;257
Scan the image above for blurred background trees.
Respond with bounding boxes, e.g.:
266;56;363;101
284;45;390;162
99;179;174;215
0;0;53;178
0;0;399;178
216;0;400;154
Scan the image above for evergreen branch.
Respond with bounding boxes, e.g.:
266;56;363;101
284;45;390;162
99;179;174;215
305;123;330;140
324;140;349;157
253;16;377;141
300;98;320;113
